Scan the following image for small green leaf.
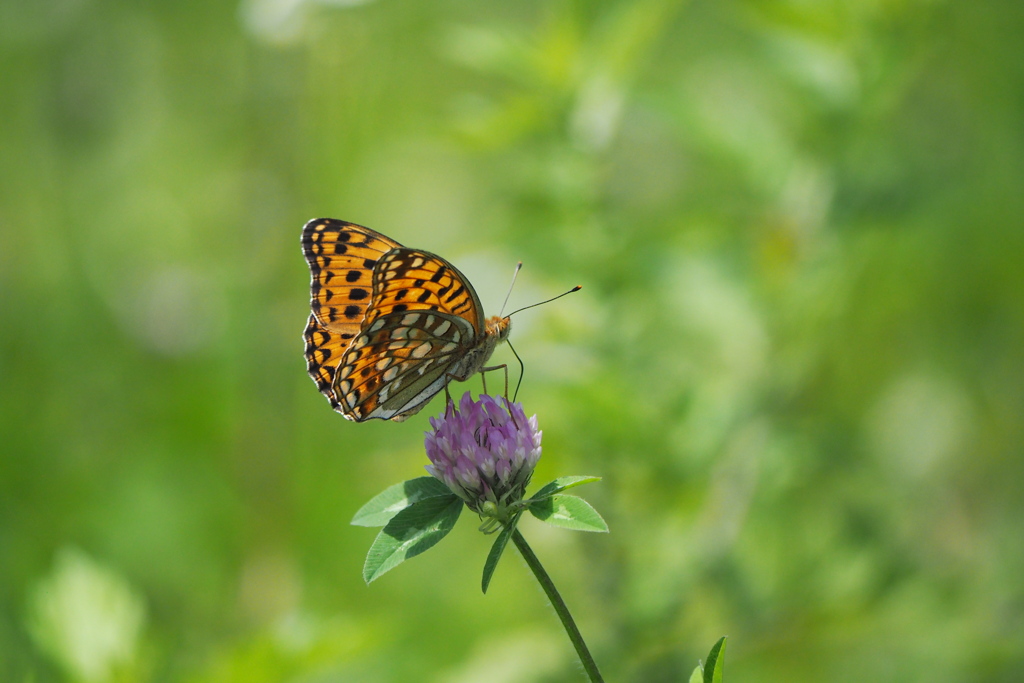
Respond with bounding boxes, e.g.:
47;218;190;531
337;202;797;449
531;476;602;501
481;513;521;594
528;494;608;532
703;636;727;683
689;664;703;683
362;494;462;583
351;477;452;527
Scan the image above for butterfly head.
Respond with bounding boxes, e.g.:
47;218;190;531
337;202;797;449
486;315;512;343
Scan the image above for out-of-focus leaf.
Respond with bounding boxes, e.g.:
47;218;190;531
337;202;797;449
27;548;146;682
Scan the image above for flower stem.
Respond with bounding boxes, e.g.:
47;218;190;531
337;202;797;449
511;528;604;682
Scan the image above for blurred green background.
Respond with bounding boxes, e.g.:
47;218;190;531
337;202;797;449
2;0;1023;681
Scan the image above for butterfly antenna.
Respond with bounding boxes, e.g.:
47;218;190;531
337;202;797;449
507;338;525;402
498;262;523;317
506;285;582;318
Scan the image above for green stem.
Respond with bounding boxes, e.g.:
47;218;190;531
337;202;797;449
511;528;604;682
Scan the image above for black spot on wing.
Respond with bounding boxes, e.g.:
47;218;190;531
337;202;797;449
445;284;465;303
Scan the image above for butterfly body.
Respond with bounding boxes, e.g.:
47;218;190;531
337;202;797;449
459;315;511;377
302;219;510;422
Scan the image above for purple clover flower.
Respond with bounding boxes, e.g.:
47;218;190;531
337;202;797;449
424;393;542;517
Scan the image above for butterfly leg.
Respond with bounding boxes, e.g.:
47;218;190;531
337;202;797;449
479;364;518;427
442;377;456;416
479;364;509;400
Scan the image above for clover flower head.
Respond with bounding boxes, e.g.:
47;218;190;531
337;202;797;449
424;393;542;517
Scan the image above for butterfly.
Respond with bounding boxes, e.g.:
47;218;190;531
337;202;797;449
302;218;511;422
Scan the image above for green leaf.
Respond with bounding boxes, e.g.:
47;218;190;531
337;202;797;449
530;476;602;501
362;494;462;583
481;513;521;594
528;494;608;532
351;477;453;527
703;636;727;683
689;637;727;683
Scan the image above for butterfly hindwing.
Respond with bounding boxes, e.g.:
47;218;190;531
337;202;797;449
301;219;402;335
332;310;477;421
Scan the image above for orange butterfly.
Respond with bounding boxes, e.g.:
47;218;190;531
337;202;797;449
302;219;511;422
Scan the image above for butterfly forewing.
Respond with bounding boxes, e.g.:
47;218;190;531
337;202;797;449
366;248;486;332
301;219;401;334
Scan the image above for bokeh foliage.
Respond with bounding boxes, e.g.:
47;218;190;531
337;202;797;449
2;0;1023;681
